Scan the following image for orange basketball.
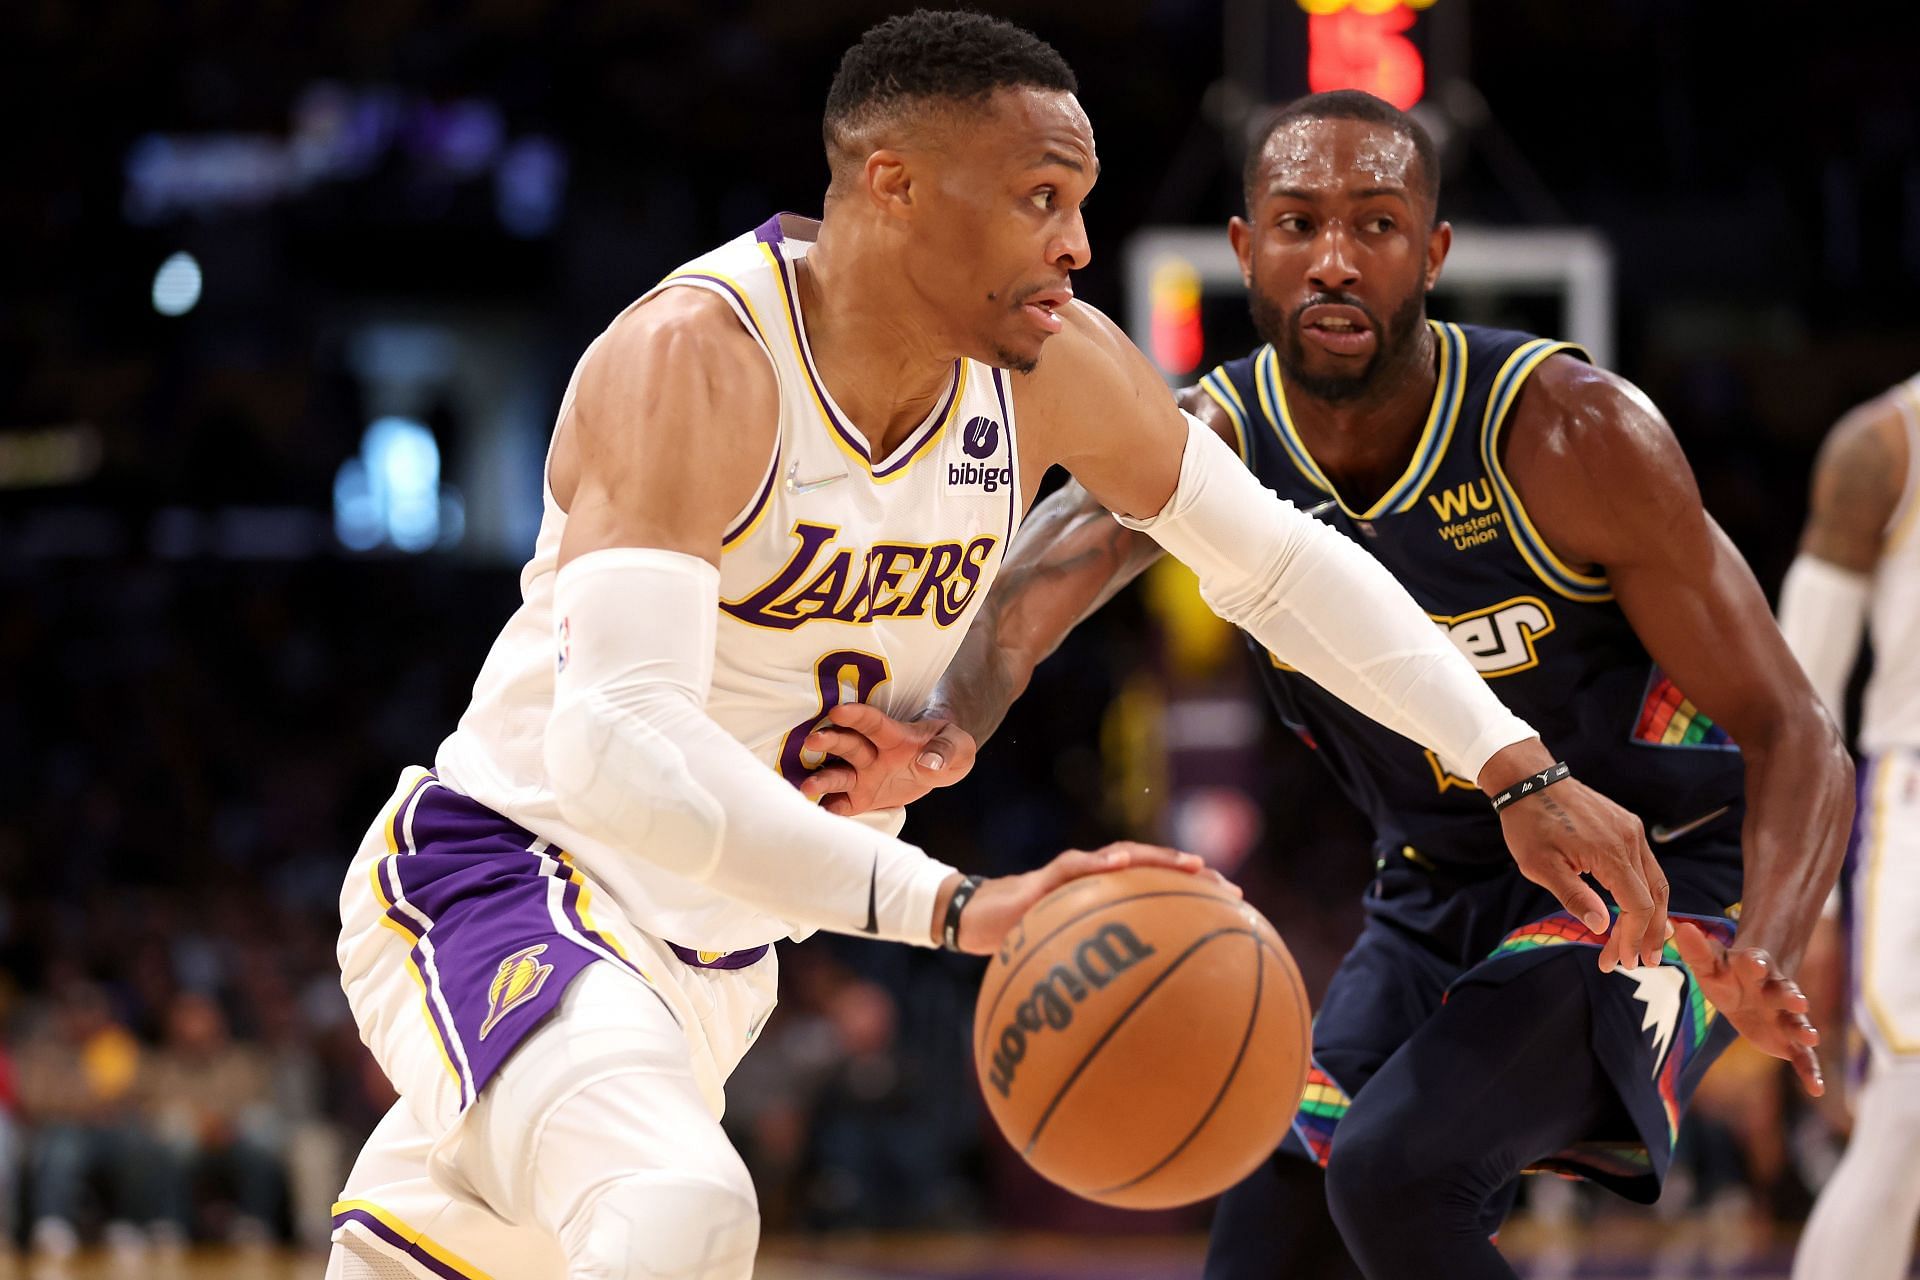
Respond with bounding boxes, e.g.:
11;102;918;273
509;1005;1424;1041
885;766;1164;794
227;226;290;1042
972;865;1310;1209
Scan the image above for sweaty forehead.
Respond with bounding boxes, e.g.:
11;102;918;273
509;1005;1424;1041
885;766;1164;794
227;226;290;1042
1256;117;1418;199
982;87;1097;172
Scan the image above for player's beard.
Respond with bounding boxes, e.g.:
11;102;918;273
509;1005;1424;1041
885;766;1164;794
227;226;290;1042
992;344;1040;375
1251;282;1427;406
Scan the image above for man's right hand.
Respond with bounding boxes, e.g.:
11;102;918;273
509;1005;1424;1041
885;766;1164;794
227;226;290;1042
797;702;978;815
1494;779;1671;974
939;842;1239;955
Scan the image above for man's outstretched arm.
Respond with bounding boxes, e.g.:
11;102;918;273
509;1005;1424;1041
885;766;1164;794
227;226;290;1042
929;386;1241;738
1509;356;1854;1093
820;305;1673;973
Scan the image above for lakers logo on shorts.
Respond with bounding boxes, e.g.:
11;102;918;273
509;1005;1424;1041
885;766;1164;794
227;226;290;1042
480;944;554;1041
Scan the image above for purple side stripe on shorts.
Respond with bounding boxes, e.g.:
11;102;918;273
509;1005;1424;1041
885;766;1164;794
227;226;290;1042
331;1208;483;1280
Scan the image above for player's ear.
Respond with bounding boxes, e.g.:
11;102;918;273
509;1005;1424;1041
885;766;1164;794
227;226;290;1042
865;149;914;219
1424;220;1452;292
1228;216;1255;288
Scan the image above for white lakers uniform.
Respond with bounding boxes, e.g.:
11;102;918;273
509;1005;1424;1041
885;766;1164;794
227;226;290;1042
330;213;1024;1280
1852;373;1920;1063
437;210;1022;955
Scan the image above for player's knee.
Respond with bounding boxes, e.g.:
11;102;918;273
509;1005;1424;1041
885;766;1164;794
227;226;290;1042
1324;1114;1451;1233
563;1171;759;1280
1323;1125;1400;1232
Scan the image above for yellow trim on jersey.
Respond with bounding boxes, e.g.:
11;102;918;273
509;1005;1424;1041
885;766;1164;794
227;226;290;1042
1879;380;1920;554
654;264;784;541
1862;757;1920;1053
1253;321;1467;520
332;1199;498;1280
653;266;777;352
368;772;463;1092
1479;340;1612;603
720;443;781;551
758;241;968;483
758;241;858;468
870;357;970;487
1198;369;1251;461
1253;346;1334;496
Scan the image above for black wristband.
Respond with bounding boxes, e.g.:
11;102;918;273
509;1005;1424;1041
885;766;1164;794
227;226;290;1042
941;875;985;952
1490;761;1572;813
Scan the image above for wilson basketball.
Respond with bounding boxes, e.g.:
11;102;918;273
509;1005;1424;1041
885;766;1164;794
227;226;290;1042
972;866;1310;1209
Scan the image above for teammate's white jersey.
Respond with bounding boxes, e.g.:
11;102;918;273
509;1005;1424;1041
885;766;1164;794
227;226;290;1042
435;214;1024;950
1861;375;1920;754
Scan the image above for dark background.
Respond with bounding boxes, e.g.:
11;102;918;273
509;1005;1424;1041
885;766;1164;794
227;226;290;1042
2;0;1915;1253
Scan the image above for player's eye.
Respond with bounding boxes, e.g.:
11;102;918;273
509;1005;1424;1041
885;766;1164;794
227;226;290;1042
1277;214;1310;233
1030;189;1055;211
1365;216;1396;234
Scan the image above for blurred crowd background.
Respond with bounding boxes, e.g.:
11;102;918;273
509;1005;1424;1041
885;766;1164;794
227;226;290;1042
4;0;1920;1265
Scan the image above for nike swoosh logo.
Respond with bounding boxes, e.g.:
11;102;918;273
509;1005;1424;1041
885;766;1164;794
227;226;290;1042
859;853;878;934
785;463;846;495
1649;804;1731;844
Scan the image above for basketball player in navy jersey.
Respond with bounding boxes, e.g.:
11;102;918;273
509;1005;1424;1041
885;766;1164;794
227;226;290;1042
812;91;1849;1279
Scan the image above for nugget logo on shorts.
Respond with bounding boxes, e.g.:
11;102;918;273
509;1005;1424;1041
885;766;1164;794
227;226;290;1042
480;944;554;1040
985;922;1156;1098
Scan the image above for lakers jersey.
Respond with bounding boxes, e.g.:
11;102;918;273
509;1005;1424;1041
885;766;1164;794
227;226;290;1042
1862;375;1920;753
435;214;1023;950
1198;323;1746;873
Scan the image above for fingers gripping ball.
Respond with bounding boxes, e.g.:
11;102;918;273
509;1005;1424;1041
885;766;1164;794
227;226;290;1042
973;867;1310;1208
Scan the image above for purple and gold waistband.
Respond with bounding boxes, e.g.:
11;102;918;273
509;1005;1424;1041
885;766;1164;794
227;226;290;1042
667;942;770;970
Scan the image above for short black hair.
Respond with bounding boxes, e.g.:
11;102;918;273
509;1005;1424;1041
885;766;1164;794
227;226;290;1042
823;10;1077;174
1243;90;1439;222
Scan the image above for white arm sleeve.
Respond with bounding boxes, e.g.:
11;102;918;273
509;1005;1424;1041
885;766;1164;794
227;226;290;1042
1117;413;1537;780
1778;553;1870;723
543;547;957;946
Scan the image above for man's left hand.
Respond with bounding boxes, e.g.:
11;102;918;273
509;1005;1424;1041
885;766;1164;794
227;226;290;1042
1674;920;1824;1096
796;702;978;816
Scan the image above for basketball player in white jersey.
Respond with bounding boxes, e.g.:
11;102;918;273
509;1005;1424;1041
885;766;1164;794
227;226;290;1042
326;13;1673;1279
1783;374;1920;1280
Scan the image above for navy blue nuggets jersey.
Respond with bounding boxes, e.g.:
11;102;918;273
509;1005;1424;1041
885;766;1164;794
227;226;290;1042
1198;323;1746;879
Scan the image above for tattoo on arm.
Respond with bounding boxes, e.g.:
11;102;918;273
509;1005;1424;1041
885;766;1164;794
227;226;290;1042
931;482;1161;742
1538;794;1577;835
1803;408;1903;572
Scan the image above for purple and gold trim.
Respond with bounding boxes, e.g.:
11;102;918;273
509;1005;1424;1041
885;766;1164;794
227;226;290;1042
872;363;965;479
365;772;682;1106
656;270;774;351
651;265;780;548
370;770;474;1107
722;441;781;548
539;846;658;985
759;239;966;481
332;1200;493;1280
667;941;770;970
